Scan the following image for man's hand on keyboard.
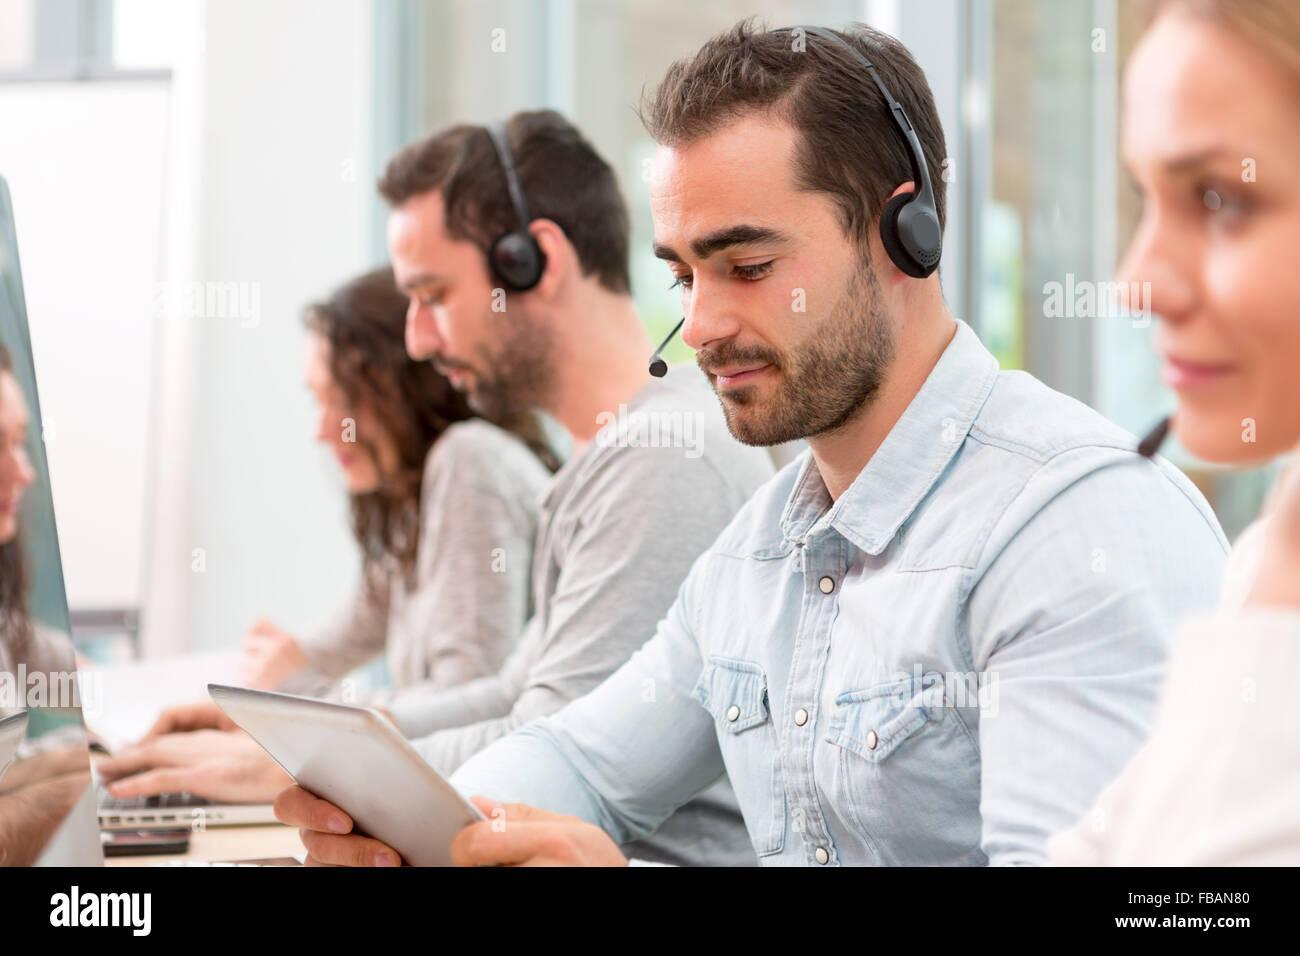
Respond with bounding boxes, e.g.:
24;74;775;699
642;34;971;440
141;699;236;740
97;730;289;804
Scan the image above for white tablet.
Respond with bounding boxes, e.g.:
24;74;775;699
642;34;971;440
208;684;484;866
0;710;29;784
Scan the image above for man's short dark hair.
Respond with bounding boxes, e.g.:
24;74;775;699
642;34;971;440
378;109;631;294
641;19;947;252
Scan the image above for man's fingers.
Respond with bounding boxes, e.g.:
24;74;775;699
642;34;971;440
299;829;400;867
140;719;169;741
469;795;567;823
450;819;570;867
468;794;503;819
141;712;186;741
96;741;161;780
105;767;190;798
274;785;353;834
140;702;217;741
246;619;278;640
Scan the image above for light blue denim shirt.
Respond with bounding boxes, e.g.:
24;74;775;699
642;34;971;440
450;320;1229;865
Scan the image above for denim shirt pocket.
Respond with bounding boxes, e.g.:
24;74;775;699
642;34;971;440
693;657;786;857
825;676;944;761
823;672;982;863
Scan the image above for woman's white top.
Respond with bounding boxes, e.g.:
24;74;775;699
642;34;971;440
282;419;551;710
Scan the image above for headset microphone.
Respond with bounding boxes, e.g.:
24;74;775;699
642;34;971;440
648;317;685;378
1137;415;1172;458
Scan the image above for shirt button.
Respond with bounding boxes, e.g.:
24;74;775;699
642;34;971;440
726;705;740;722
818;576;835;594
866;730;879;750
815;847;830;865
794;708;808;726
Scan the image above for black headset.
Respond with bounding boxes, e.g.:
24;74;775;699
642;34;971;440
648;25;942;377
777;25;942;278
484;122;547;292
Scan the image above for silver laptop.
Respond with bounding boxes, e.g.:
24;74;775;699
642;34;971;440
97;785;278;830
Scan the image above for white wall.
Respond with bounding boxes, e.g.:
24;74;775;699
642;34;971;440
143;0;375;654
0;81;168;611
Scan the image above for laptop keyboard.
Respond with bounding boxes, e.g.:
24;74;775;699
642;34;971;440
98;786;212;811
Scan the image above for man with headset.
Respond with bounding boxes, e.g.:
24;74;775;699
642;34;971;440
113;108;774;866
279;22;1228;866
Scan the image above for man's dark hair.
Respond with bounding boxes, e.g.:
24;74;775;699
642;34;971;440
641;19;947;253
378;109;631;295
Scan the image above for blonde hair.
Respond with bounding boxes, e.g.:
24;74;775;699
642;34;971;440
1157;0;1300;85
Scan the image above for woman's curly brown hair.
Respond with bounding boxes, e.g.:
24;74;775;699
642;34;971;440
304;267;557;603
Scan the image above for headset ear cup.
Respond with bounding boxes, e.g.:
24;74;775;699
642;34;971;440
879;192;930;279
489;231;545;291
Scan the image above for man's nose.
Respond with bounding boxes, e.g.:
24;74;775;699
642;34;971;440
680;274;743;353
406;300;441;361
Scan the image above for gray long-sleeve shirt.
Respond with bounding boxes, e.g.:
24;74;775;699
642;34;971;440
391;373;775;866
283;419;551;704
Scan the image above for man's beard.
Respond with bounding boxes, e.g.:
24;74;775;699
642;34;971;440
451;308;555;422
697;257;895;447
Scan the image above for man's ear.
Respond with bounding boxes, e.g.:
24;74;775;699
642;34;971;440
527;218;569;301
886;181;917;203
876;181;919;285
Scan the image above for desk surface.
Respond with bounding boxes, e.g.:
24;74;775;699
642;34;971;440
104;822;304;866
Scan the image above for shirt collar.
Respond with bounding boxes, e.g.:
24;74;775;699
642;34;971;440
779;319;999;555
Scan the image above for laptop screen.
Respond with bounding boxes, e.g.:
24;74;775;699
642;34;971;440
0;175;102;866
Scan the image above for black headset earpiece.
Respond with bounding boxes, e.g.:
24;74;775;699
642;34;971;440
880;190;941;279
485;122;546;292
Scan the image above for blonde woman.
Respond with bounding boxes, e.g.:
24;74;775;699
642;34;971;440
1050;0;1300;864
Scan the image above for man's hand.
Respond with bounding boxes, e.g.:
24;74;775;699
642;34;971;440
241;619;310;690
274;785;402;866
97;730;290;803
274;789;628;867
142;699;235;740
1247;456;1300;608
450;796;629;867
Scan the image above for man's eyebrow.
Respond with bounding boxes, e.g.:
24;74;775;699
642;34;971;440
395;270;443;291
1159;147;1240;174
653;224;793;263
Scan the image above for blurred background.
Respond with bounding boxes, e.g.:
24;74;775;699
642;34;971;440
0;0;1276;663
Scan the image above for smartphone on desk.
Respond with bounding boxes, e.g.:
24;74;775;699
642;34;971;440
101;828;191;857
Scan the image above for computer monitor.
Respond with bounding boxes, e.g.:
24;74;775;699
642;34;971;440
0;174;102;866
